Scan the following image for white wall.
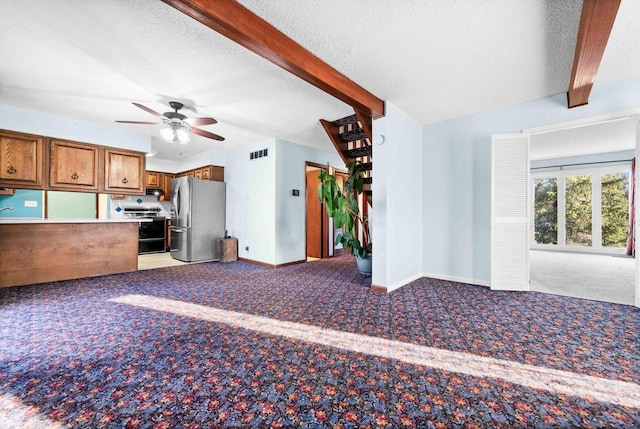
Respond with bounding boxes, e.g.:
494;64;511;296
372;103;424;291
225;138;343;266
225;139;277;264
275;139;343;265
0;104;150;153
423;75;640;286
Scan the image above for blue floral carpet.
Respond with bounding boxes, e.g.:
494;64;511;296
0;256;639;428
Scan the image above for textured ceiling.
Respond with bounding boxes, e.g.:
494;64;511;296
1;1;639;162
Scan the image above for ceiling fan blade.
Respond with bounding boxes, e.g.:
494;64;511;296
185;117;217;126
115;120;160;125
132;102;165;119
192;127;225;141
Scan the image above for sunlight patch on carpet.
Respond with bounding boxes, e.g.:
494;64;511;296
110;294;640;409
0;393;64;428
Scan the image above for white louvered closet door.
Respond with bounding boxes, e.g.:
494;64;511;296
491;133;530;291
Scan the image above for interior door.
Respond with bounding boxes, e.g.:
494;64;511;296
306;168;323;258
492;133;530;291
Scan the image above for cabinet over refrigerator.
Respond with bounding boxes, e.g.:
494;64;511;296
170;177;225;262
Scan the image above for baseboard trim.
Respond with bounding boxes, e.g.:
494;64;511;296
385;272;425;293
238;258;306;269
276;260;306;268
236;259;491;289
239;258;275;268
422;272;491;288
370;284;387;293
373;273;491;293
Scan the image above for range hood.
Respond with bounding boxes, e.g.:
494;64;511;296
146;188;164;196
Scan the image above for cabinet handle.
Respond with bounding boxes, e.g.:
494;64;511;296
7;166;16;174
71;172;79;180
122;178;128;184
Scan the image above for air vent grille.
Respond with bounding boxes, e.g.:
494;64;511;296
250;148;268;160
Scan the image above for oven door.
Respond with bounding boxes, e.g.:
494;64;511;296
139;218;165;240
138;218;167;254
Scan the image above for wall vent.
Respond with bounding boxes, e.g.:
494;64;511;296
250;148;268;160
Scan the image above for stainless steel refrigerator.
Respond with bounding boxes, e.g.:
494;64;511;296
170;177;226;262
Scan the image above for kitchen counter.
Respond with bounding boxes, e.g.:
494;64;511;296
0;217;149;224
0;220;139;288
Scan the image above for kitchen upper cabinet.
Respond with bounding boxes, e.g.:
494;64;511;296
210;166;224;182
0;129;145;195
49;139;99;191
146;171;161;188
172;166;223;182
0;129;45;189
104;149;145;194
200;166;212;180
162;173;174;201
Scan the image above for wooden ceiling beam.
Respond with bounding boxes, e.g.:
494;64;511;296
162;0;385;119
567;0;621;108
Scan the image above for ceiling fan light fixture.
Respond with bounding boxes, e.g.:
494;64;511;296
118;101;223;143
159;119;191;144
159;125;176;143
176;127;190;144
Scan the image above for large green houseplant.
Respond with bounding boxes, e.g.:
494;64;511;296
317;161;372;275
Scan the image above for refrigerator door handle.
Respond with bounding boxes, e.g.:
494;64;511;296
173;183;181;219
170;226;185;233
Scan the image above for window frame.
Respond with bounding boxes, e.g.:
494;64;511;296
531;163;631;255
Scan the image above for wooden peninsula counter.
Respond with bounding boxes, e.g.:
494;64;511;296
0;218;140;288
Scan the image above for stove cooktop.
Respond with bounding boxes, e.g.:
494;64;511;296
123;207;163;218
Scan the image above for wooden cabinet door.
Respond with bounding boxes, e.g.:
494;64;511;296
49;139;99;190
210;166;224;182
0;130;44;189
194;168;203;179
146;171;161;188
162;173;174;201
186;170;195;178
104;149;145;194
200;166;212;180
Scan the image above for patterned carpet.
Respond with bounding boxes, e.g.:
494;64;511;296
0;256;638;428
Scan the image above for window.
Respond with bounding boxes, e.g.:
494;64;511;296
533;177;558;245
531;165;630;253
601;172;629;248
565;175;592;246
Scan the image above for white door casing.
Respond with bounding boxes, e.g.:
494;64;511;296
492;133;530;291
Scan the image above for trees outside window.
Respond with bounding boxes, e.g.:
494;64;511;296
532;166;630;253
534;178;557;244
565;175;592;246
601;172;629;248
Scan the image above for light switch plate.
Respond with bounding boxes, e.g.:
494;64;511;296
24;200;38;207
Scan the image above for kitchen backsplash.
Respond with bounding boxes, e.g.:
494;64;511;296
109;195;171;218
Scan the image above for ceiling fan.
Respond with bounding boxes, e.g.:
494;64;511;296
116;101;224;143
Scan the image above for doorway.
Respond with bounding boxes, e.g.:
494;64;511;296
492;113;639;306
526;114;638;305
306;163;328;260
305;163;348;261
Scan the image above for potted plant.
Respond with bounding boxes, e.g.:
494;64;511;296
317;161;372;275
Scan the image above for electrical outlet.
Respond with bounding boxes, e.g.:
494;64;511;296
24;200;38;208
